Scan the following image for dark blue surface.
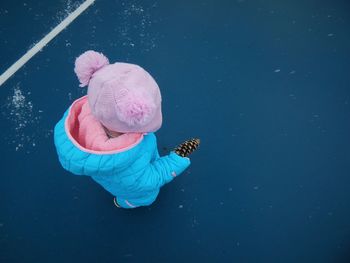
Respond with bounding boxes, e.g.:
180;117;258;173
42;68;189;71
1;0;350;262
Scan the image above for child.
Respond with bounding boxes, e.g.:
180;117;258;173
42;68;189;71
54;50;199;209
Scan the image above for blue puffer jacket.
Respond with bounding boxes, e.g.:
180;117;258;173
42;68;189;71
54;100;190;209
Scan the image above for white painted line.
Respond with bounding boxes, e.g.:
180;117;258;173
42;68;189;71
0;0;95;87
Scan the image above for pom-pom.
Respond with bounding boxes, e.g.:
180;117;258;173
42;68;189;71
116;95;156;127
74;50;109;87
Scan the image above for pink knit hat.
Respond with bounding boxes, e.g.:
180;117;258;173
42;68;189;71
74;50;162;133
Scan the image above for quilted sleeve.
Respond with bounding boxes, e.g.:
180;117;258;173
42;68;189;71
138;152;191;190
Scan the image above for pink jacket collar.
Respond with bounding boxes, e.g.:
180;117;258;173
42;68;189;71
65;96;144;154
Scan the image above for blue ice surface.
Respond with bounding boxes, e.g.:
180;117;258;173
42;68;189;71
1;0;350;262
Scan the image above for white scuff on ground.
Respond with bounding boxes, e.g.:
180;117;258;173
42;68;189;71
1;83;46;152
112;2;158;52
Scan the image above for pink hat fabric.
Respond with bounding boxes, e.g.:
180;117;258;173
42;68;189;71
74;50;162;133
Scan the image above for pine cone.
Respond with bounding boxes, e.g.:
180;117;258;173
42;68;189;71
174;138;200;157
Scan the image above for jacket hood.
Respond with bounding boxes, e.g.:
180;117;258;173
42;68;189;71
65;96;143;154
54;96;154;177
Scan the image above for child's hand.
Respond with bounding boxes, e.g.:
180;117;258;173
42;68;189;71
174;138;200;157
